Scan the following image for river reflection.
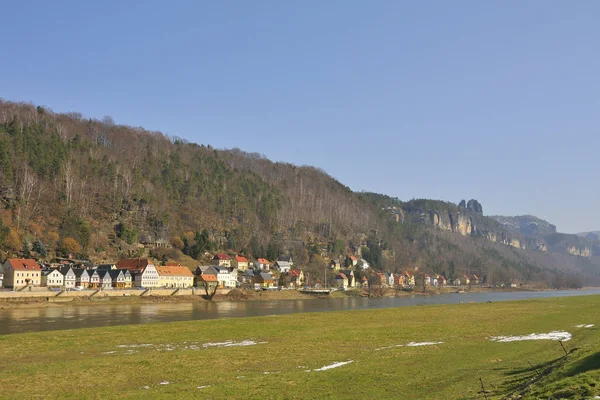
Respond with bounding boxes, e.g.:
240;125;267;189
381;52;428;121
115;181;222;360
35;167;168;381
1;288;599;335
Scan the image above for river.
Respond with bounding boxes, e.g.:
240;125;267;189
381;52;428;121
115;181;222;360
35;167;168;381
1;288;599;335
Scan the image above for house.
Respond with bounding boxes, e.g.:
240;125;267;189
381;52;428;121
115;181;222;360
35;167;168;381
394;274;405;288
212;253;231;267
196;273;218;291
386;272;395;287
287;269;304;288
59;266;77;289
255;258;271;270
360;275;369;287
348;255;358;267
340;269;355;287
97;270;113;289
87;269;100;289
41;269;64;288
431;276;438;287
436;275;447;286
403;271;415;286
73;268;90;288
113;269;132;288
0;273;3;287
214;266;237;289
471;275;480;285
238;269;256;288
234;256;249;271
335;273;349;289
2;259;42;289
156;265;194;288
357;259;370;270
423;275;432;286
462;275;471;286
329;259;342;271
254;272;275;288
273;260;292;273
116;259;160;288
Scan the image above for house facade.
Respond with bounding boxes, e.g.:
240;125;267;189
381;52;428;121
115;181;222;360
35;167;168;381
255;258;270;270
74;268;90;288
234;256;249;271
335;273;349;289
133;264;160;288
60;267;77;289
2;259;41;289
273;260;292;273
97;270;113;289
255;272;275;288
215;266;237;289
212;254;231;267
156;266;194;288
41;269;64;287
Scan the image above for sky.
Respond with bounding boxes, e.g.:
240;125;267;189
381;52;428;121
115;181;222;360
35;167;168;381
1;1;599;233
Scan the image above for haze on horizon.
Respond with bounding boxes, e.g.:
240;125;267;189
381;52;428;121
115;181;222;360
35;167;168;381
1;1;598;233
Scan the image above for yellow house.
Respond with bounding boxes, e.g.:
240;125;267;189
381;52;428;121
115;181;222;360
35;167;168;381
2;259;41;289
235;256;249;271
156;266;194;288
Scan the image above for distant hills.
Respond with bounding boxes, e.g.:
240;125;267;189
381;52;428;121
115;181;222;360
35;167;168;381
0;99;599;287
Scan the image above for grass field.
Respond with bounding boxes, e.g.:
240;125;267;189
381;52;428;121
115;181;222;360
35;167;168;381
0;295;599;399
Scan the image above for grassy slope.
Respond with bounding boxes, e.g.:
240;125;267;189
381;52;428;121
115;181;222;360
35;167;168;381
0;296;599;400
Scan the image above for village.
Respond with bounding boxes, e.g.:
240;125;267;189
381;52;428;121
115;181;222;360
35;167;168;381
0;253;493;296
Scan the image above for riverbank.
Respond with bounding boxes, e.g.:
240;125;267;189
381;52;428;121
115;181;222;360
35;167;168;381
0;295;598;399
0;285;538;310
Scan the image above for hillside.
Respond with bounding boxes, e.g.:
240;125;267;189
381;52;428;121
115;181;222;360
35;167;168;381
0;99;599;286
489;215;557;236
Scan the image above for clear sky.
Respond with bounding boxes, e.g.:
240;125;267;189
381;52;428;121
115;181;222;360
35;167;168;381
1;1;599;233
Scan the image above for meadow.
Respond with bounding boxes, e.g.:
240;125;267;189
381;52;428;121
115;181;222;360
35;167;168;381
0;295;598;399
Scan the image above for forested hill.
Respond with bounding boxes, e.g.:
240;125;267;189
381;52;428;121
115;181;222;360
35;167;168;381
0;99;598;287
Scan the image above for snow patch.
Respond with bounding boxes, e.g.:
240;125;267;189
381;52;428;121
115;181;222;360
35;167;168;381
197;385;211;389
159;381;170;385
490;331;572;342
312;360;354;371
202;340;267;348
375;341;443;350
101;351;116;354
575;324;595;328
117;344;154;348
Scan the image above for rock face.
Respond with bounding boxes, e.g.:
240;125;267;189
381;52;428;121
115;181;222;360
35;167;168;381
567;246;592;257
489;215;557;237
429;211;473;236
458;199;482;214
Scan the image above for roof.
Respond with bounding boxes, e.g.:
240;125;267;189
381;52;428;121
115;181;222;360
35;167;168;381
166;262;182;266
156;266;194;277
116;258;154;271
275;260;291;268
42;269;60;277
213;253;231;260
336;273;348;279
259;272;274;280
198;274;218;282
6;259;41;271
73;268;89;278
349;256;358;261
278;255;292;262
235;256;248;262
256;258;270;264
109;270;124;279
289;269;302;277
59;266;75;275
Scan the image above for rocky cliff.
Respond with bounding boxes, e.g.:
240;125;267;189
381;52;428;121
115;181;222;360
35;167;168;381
489;215;557;237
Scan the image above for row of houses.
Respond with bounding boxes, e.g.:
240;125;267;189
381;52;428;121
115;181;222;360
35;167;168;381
333;270;483;290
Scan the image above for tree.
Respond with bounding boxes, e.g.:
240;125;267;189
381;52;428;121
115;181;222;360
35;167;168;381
200;279;218;300
4;229;23;252
60;237;81;255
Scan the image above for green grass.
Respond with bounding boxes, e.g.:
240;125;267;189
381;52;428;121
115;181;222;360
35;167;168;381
0;295;599;399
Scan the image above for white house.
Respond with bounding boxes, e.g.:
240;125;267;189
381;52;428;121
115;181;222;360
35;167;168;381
357;259;370;270
41;269;64;287
97;270;113;289
273;260;292;273
60;266;77;289
74;268;90;288
215;266;237;289
133;264;160;288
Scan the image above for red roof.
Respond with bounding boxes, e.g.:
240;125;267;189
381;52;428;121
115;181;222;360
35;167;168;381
289;269;301;277
336;273;347;279
213;253;231;260
116;258;154;271
349;256;357;261
198;274;217;282
7;259;40;271
361;276;368;281
235;256;248;262
156;266;194;277
256;258;270;264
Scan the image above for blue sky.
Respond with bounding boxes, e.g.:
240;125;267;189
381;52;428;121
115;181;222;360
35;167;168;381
1;1;599;233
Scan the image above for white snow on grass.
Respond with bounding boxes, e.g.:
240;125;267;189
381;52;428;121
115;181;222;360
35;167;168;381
197;385;211;389
375;341;443;350
101;351;116;354
406;341;444;347
202;340;267;348
312;360;354;371
489;331;572;342
585;324;595;328
575;324;595;328
117;344;154;348
159;381;169;385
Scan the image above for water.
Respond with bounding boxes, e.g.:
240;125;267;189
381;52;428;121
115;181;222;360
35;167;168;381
1;288;599;335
